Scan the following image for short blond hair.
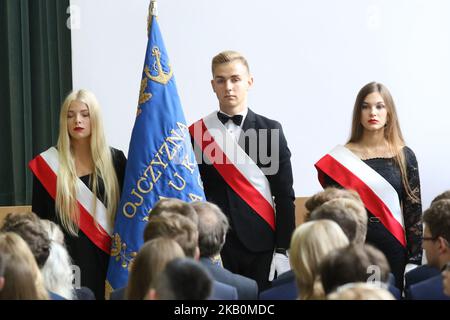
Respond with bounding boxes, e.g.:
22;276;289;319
289;220;349;300
327;282;395;300
211;50;250;75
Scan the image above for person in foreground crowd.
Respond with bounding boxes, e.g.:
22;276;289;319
41;219;95;300
147;258;213;300
315;82;422;290
309;198;367;245
125;238;185;300
143;212;237;300
0;232;48;300
192;201;259;299
1;212;71;299
406;200;450;300
290;220;349;299
320;244;391;295
304;187;362;215
29;89;126;299
266;188;366;295
327;282;395;300
404;190;450;290
190;50;295;290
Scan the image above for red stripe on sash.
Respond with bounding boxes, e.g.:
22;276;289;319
189;120;275;230
315;154;406;247
29;155;112;254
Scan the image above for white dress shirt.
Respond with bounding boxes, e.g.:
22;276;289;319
217;108;248;141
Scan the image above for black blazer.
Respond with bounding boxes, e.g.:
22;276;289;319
200;257;259;300
406;274;450;300
193;109;296;252
404;265;440;289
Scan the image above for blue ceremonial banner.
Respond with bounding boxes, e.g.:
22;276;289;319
105;9;205;295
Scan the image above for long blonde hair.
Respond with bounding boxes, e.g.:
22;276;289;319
348;82;419;202
0;232;49;300
289;220;349;300
56;89;120;235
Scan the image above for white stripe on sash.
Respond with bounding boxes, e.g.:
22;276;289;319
202;112;275;210
40;147;113;236
328;145;404;228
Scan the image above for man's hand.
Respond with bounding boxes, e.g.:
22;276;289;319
268;251;290;281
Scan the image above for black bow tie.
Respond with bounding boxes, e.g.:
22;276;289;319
217;112;243;126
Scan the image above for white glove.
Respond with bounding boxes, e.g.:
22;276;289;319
404;263;419;275
268;252;291;281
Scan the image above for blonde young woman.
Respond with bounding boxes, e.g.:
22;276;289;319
315;82;422;291
289;220;349;300
30;89;127;299
0;232;49;300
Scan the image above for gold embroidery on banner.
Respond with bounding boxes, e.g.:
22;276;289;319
168;172;186;191
188;193;203;202
139;74;152;105
145;47;173;85
110;233;137;269
105;281;114;300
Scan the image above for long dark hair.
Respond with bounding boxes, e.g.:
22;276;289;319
348;82;419;202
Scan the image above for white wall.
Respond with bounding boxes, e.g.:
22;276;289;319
70;0;450;208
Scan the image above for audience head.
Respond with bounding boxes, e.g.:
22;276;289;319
289;220;349;300
143;212;199;259
191;201;229;258
327;282;395;300
40;220;75;300
305;187;362;214
320;243;390;295
422;199;450;269
308;200;358;243
0;232;49;300
431;190;450;206
126;238;185;300
310;198;367;245
0;211;51;268
148;258;213;300
40;219;65;245
150;198;198;226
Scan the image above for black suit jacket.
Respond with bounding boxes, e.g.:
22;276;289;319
404;265;440;289
200;257;259;300
406;274;450;300
193;109;296;252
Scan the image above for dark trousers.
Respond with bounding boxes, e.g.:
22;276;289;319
220;231;273;291
366;215;407;292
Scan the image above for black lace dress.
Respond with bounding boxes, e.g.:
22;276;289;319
31;147;126;300
323;146;423;290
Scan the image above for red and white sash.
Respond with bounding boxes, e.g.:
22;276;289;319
29;147;112;254
189;112;275;230
315;145;406;247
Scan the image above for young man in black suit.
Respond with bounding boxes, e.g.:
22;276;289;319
190;50;296;290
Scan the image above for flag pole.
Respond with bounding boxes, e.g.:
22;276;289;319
147;0;158;35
